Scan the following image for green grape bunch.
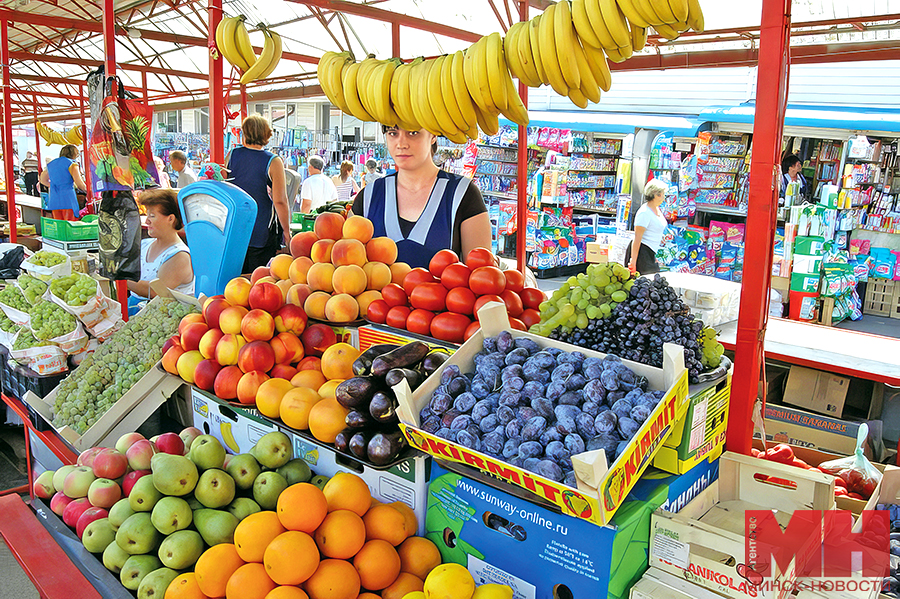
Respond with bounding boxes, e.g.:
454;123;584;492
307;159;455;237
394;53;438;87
51;298;199;434
0;285;30;312
29;299;77;340
532;263;634;336
29;250;67;267
0;310;20;334
50;274;98;307
18;274;47;304
699;327;725;370
13;329;54;352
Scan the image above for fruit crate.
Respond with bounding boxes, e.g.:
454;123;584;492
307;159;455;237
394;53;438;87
40;215;99;241
0;344;67;405
863;278;895;317
291;213;316;231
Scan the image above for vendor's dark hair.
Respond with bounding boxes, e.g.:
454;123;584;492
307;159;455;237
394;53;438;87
782;154;801;172
140;188;183;230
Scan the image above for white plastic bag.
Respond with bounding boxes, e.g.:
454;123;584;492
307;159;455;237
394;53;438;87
0;302;28;326
21;247;71;281
9;331;67;374
45;321;89;355
47;275;122;329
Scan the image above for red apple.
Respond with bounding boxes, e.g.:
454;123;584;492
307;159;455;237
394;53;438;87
77;447;104;468
87;479;121;509
179;427;203;453
125;440;156;471
122;470;151;497
92;448;128;480
50;491;74;516
76;507;109;538
62;497;92;528
155;432;185;456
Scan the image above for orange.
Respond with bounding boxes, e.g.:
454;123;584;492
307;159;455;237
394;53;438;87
381;573;424;599
308;397;351;444
165;572;210;599
305;559;361;599
357;594;381;599
314;509;366;559
353;539;401;591
317;379;344;398
323;472;371;516
390;502;417;536
280;387;324;431
263;531;319;585
363;504;411;546
266;589;309;599
226;563;277;599
277;483;328;532
397;537;441;580
291;369;326;390
195;543;245;599
234;511;287;563
320;343;361;380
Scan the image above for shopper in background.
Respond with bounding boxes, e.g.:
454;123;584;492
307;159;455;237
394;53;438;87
21;152;39;196
332;160;360;203
227;115;291;273
626;179;668;275
169;150;197;188
361;158;384;188
780;154;808;203
352;127;491;270
39;144;86;221
299;155;337;214
153;156;171;189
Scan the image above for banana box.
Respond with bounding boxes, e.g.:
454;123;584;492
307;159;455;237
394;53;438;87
427;458;718;599
190;387;279;455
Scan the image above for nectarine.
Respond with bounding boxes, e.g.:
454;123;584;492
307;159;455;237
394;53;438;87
237;340;276;374
270;364;298;380
241;309;275;342
248;281;284;313
274;304;308;336
219;305;249;335
178;313;206;335
203;298;232;330
176;350;204;384
271;332;304;364
214;365;243;400
215;334;246;366
224;277;252;307
236;371;269;405
300;324;337;357
198;328;224;360
181;322;209;352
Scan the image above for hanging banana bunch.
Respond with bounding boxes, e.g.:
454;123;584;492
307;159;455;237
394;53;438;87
216;16;283;84
37;121;81;146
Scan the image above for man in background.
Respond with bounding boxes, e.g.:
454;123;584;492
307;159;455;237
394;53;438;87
22;151;39;196
169;150;197;188
299;155;337;214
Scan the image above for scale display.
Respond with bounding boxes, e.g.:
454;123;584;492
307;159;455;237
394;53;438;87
178;180;257;297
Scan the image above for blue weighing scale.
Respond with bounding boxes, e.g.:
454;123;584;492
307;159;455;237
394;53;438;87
177;180;257;297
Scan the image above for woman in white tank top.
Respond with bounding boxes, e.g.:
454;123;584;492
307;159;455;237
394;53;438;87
332;160;360;203
127;189;195;298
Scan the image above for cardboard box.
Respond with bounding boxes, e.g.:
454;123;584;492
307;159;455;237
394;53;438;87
357;324;458;353
761;403;866;459
585;242;609;263
191;387;279;454
650;452;835;599
791;273;820;293
771;275;791;297
784;366;850;417
630;567;733;599
759;364;790;404
396;302;690;527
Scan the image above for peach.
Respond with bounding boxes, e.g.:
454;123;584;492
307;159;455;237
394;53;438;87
269;254;294;281
241;309;276;342
178;313;206;335
290;231;318;258
176;350;204;384
271;332;304;365
333;264;367;296
286;284;312;308
300;324;337;357
310;239;335;264
257;276;277;285
194;359;223;392
314;212;345;240
355;290;382;316
215;334;246;366
199;328;224;360
162;345;186;375
214;365;243;400
307;263;335;293
362;262;392;291
275;279;293;301
255;378;295;418
225;276;252;307
367;237;399;265
181;322;209;352
343;215;374;243
389;262;411;285
238;340;276;373
297;356;322;372
251;266;271;284
248;281;284;313
274;304;308;336
289;257;314;285
203;298;232;330
291;369;327;390
331;239;367;268
325;294;359;323
303;291;331;321
270;364;298;380
236;371;269;405
219;305;249;335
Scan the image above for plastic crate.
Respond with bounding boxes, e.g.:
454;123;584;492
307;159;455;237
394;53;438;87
40;215;99;241
863;278;896;317
0;346;67;403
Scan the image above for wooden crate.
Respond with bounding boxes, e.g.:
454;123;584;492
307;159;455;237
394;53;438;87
892;283;900;320
863;279;895;317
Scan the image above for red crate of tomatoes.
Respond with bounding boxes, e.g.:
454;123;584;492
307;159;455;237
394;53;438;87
365;248;546;344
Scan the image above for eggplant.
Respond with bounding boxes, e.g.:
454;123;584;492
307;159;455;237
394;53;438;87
336;376;379;409
367;431;407;466
350;431;373;460
371;341;430;378
345;409;376;429
334;430;352;454
422;351;450;375
385;367;424;390
352;344;400;376
369;391;399;424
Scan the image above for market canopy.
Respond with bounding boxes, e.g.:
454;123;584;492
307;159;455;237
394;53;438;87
700;103;900;137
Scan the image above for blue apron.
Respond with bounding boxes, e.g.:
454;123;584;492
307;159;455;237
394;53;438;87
46;157;79;213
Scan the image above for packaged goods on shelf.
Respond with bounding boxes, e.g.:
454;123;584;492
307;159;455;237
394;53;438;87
660;272;741;326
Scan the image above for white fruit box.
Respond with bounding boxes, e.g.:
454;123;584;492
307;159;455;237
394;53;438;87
649;451;836;599
849;464;900;599
395;301;690;528
190;386;279;455
630;567;736;599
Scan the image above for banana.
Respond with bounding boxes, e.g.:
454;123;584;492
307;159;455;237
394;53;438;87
614;0;650;29
463;38;493;115
215;18;231;67
394;58;423;131
445;130;469;144
409;59;443;135
500;75;529;127
318;51;342;108
52;130;68;145
327;53;354;114
359;55;385;119
568;87;589;109
686;0;705;32
427;56;461;136
668;0;688;22
240;28;275;84
257;29;282;80
631;24;649;51
538;4;569;96
371;59;400;127
474;104;500;136
505;23;540;87
439;54;471;132
233;17;257;73
65;125;82;145
471;39;500;115
341;61;375;121
585;0;620;50
514;20;543;87
450;51;478;133
635;0;668;26
649;0;678;24
220;422;240;453
553;1;581;90
572;41;601;103
653;22;681;40
604;44;632;63
581;41;612;91
571;0;603;49
484;32;509;113
599;0;632;49
528;16;548;84
216;17;249;72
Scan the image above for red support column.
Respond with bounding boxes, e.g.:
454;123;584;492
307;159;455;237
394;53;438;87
240;85;247;121
515;1;528;273
141;71;148;105
32;97;41;178
209;0;225;164
726;0;792;454
80;93;91;199
1;19;17;242
392;22;400;57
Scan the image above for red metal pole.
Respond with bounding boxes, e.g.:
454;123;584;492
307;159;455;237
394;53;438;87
32;97;41;177
726;0;792;454
141;71;148;105
80;93;90;200
391;22;400;57
209;0;225;164
1;19;17;242
515;1;528;273
240;85;247;121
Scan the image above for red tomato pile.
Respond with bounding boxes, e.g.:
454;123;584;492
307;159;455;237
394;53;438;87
365;248;546;344
751;444;877;500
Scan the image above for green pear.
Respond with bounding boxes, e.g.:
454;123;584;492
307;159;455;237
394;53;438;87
225;453;261;490
82;518;117;553
108;498;135;530
150;496;193;535
115;513;161;555
185;494;203;511
120;554;162;590
137;567;179;599
252;471;288;510
190;435;226;471
193;508;239;546
151;453;198;496
102;540;130;574
195;469;236;509
277;458;312;485
252;432;293;469
310;475;330;490
158;530;204;570
129;475;163;513
227;497;261;521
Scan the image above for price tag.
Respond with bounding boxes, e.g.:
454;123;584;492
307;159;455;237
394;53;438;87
652;533;691;570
